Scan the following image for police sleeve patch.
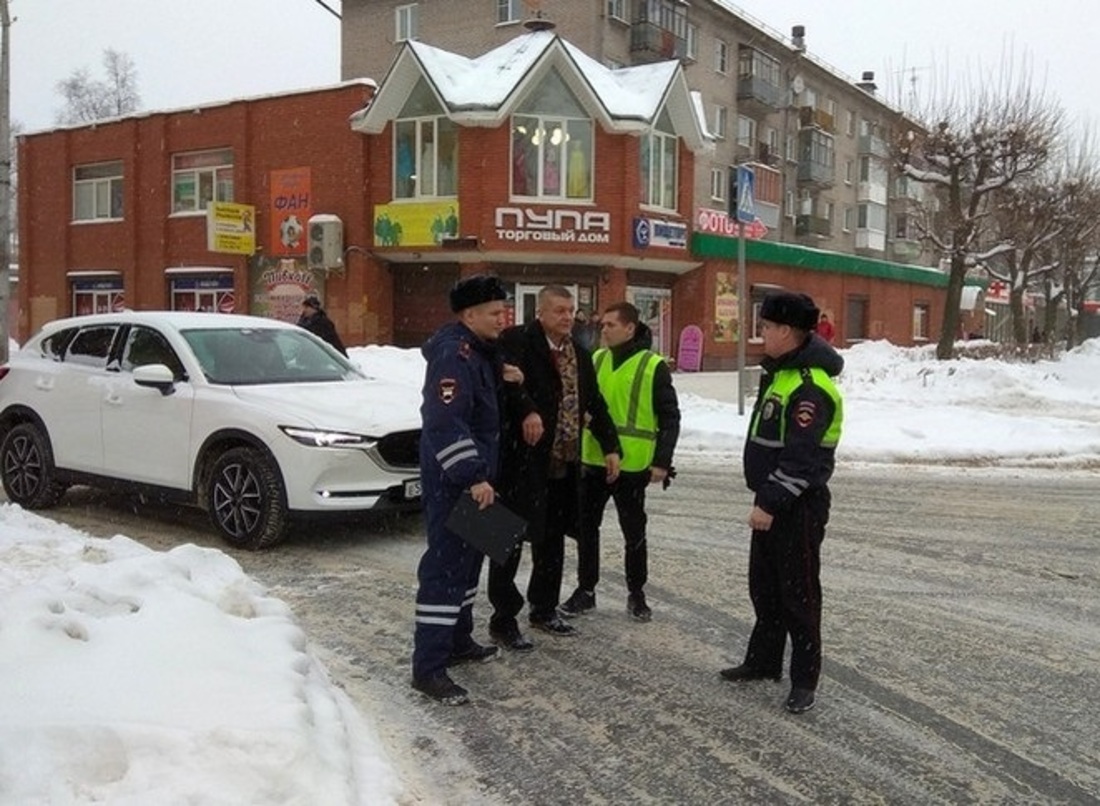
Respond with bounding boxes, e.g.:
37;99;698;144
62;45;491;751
439;378;458;404
794;400;817;428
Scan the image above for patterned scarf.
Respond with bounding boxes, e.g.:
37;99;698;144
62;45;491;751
549;338;581;478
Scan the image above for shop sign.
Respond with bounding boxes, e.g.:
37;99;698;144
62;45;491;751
696;207;767;239
270;167;311;257
206;201;256;255
632;216;687;250
494;207;611;244
374;200;459;247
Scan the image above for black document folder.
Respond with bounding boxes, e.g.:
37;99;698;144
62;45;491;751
445;494;527;566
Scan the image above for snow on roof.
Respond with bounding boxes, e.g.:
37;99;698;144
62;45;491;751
352;30;710;152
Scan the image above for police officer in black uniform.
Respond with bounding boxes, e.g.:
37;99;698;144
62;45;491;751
412;275;517;705
720;291;844;715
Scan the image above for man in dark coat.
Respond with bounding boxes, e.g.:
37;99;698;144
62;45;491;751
297;294;348;356
720;291;844;715
412;275;515;705
488;285;620;650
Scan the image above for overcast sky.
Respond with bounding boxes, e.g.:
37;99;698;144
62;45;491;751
10;0;1097;134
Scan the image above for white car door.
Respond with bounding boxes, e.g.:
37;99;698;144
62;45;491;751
100;325;195;489
42;324;117;473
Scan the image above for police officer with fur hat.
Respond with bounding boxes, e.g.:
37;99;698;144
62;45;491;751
719;291;844;715
412;274;520;705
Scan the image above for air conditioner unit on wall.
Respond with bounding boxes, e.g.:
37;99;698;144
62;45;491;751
308;215;344;270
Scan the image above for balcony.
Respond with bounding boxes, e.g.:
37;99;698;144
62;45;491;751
797;159;834;187
796;214;831;238
737;46;783;114
856;228;887;253
891;239;923;262
630;22;687;62
799;106;835;132
797;128;835;188
858;134;890;159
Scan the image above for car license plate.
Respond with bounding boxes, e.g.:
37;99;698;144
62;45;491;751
404;479;422;499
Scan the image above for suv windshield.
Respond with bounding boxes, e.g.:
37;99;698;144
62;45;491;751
182;328;362;385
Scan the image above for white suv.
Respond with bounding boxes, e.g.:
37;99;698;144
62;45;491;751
0;312;422;549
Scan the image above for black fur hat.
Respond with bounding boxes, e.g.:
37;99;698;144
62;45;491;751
450;275;508;312
760;291;819;331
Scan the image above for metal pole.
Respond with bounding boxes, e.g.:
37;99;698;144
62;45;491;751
737;220;746;415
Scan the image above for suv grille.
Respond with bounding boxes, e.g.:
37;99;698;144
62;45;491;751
376;430;421;469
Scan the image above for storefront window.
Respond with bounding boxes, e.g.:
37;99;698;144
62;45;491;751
169;274;235;313
511;115;592;200
71;279;124;316
394;116;458;199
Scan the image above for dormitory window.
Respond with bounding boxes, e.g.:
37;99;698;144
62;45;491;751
497;0;522;24
73;161;124;221
511;115;593;200
640;113;678;211
394;117;458;198
395;4;418;42
172;149;233;213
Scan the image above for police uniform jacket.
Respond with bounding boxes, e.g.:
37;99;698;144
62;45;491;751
498;319;619;541
419;321;502;496
744;333;844;515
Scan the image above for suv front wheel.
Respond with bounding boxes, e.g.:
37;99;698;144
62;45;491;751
0;422;68;509
207;447;288;550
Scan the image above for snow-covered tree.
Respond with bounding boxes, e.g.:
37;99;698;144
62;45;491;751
894;66;1062;358
55;49;141;124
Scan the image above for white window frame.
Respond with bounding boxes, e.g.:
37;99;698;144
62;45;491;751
511;115;594;202
171;149;233;214
685;23;698;60
843;206;853;232
713;105;728;140
641;129;679;212
394;116;459;199
736;115;756;149
913;302;931;340
710;168;726;202
395;3;418;42
497;0;522;24
715;40;729;75
607;0;628;21
73;161;124;221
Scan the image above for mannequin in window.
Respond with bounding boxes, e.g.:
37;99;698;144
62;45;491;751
420;142;436;195
567;140;589;198
544;147;561;195
397;134;415;197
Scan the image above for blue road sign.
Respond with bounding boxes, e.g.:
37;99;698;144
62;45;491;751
731;165;756;224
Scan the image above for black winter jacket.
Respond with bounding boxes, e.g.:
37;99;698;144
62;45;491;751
498;320;620;542
743;333;843;516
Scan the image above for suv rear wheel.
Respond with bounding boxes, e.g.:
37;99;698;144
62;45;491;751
0;423;68;509
207;447;288;550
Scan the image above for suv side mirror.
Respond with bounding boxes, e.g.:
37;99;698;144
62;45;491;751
133;363;177;396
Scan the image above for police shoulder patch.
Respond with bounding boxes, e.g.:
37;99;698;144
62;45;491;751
458;341;471;359
439;378;458;404
794;400;817;428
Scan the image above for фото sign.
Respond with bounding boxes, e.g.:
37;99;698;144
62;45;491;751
632;216;688;250
696;207;768;240
494;207;611;244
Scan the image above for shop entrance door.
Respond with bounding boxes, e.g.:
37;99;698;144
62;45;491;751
514;283;579;325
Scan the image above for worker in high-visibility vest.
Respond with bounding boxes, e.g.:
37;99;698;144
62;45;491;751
719;291;844;716
564;302;681;623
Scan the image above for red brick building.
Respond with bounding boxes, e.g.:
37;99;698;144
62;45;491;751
17;29;964;368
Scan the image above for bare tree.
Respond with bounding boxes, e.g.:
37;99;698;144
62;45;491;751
55;48;141;124
894;59;1062;358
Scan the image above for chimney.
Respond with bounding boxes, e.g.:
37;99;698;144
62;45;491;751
857;71;877;94
524;2;556;32
791;25;806;53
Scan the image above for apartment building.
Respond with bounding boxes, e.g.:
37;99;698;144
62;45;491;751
340;0;927;266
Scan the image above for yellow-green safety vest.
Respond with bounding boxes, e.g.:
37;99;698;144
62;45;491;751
749;366;843;448
582;348;663;471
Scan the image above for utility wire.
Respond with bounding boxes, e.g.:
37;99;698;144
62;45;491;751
311;0;341;20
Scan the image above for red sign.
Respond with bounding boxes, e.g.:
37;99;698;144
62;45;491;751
696;207;768;239
269;168;312;257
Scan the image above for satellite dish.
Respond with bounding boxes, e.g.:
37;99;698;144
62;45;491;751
790;74;805;95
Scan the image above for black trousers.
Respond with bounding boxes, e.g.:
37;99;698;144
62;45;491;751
743;488;829;690
488;469;576;630
575;468;649;595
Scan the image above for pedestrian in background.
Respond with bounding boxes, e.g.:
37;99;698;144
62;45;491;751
412;275;515;705
560;302;680;622
488;285;620;649
815;312;835;344
721;291;844;715
298;294;348;356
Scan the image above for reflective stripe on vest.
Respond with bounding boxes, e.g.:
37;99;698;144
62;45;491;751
582;348;662;471
749;366;843;448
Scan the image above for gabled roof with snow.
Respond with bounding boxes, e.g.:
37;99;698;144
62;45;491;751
350;30;710;153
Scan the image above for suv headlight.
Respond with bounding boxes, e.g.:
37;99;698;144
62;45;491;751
280;426;378;449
